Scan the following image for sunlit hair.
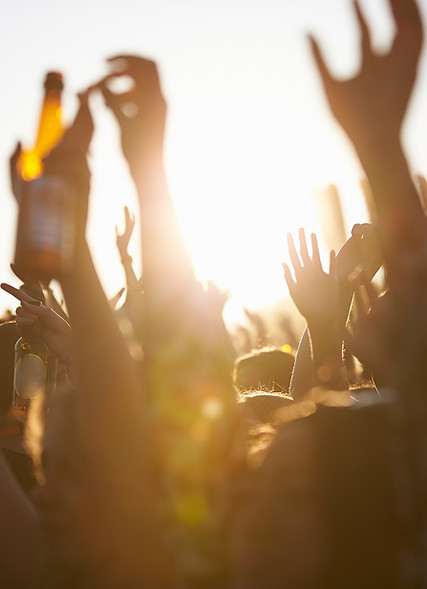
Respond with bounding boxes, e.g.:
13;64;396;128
233;346;295;394
240;387;357;470
238;390;293;422
238;391;294;469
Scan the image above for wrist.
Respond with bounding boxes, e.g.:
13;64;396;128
308;316;343;334
120;253;133;265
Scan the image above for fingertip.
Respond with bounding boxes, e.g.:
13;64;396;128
282;262;292;280
307;33;316;48
351;224;361;237
22;300;43;310
12;141;22;156
308;34;321;57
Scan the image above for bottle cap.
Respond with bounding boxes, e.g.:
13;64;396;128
44;72;64;92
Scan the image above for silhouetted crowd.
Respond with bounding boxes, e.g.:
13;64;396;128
1;1;427;587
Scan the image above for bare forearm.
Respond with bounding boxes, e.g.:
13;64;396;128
131;158;195;300
308;321;348;392
120;255;140;290
60;240;141;413
356;140;427;267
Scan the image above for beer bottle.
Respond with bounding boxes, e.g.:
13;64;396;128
13;72;75;281
13;313;49;418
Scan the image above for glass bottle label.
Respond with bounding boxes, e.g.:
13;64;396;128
14;353;47;399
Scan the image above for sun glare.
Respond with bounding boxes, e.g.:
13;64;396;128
81;83;371;334
161;95;368;328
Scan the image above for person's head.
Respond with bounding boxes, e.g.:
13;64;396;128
233;347;295;394
231;397;398;588
231;413;326;588
238;391;293;426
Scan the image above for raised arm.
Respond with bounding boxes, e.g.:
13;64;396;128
99;57;195;316
284;229;347;395
98;57;237;577
41;91;174;585
310;0;426;284
98;55;235;368
288;224;382;399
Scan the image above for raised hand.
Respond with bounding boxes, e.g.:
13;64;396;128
283;229;338;327
284;230;348;393
1;282;73;363
336;223;382;282
10;92;93;209
98;56;166;168
288;225;380;398
116;206;136;259
310;0;423;151
115;206;141;298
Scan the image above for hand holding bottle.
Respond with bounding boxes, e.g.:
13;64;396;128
1;283;73;364
13;90;93;281
42;90;93;198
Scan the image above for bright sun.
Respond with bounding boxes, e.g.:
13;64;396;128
85;76;369;331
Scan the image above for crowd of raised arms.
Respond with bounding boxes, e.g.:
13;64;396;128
1;0;427;587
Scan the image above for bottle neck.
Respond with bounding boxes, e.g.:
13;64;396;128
34;88;63;155
18;84;64;181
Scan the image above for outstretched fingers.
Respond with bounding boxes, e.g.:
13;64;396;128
99;83;127;125
287;232;302;276
328;250;337;276
124;206;136;235
106;55;162;93
308;34;336;89
298;228;311;266
1;283;39;305
283;262;296;292
311;233;322;268
354;0;372;61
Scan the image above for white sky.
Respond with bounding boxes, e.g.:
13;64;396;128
1;0;427;325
